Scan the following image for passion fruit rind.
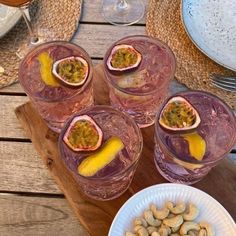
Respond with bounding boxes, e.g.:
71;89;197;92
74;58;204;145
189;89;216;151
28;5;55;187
52;56;89;88
159;96;201;132
63;115;103;152
107;44;142;72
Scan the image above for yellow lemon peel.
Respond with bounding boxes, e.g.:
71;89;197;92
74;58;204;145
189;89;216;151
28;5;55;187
173;158;203;170
181;132;206;161
37;52;60;87
78;136;124;177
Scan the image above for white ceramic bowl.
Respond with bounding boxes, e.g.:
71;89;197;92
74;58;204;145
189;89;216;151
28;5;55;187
109;183;236;236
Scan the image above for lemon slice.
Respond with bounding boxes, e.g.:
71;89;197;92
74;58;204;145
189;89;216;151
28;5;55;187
173;157;203;170
78;136;124;177
181;132;206;161
37;52;60;87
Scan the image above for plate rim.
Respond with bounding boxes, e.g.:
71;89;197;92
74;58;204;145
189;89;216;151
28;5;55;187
181;0;236;72
108;183;236;235
0;4;22;38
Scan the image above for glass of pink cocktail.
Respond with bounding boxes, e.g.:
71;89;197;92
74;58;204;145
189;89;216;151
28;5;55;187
59;105;143;201
154;90;236;185
19;41;94;132
103;35;176;128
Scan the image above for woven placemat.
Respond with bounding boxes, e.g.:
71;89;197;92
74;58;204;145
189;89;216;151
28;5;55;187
146;0;236;109
0;0;82;88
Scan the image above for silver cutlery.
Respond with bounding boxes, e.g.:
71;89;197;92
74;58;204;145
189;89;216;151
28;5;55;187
210;74;236;92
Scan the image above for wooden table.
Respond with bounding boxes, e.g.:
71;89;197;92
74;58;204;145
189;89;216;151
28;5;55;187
0;1;235;235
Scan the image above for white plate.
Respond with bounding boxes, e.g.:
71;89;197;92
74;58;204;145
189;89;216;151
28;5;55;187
109;183;236;236
181;0;236;71
0;4;21;38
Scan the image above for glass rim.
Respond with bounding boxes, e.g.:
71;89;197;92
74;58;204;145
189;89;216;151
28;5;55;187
58;105;143;181
18;40;93;103
103;35;176;96
155;90;236;164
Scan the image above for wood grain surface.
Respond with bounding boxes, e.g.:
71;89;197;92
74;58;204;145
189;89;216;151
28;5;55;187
0;141;61;194
0;96;28;139
0;194;89;236
15;65;236;236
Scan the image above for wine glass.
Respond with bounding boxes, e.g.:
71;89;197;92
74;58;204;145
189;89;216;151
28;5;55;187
102;0;145;26
0;0;42;57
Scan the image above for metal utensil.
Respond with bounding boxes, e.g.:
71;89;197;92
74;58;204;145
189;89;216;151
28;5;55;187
210;74;236;92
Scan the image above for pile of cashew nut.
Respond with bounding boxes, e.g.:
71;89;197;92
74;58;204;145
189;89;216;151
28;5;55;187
125;201;214;236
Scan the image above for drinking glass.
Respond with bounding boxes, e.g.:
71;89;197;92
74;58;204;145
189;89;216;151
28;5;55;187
154;91;236;185
102;0;145;26
59;105;143;201
19;41;94;133
1;0;45;57
103;35;176;128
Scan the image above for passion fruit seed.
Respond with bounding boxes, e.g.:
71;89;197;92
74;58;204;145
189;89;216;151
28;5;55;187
68;121;99;148
52;56;89;87
78;136;124;177
159;96;201;132
58;59;86;83
161;102;196;128
111;48;138;68
63;115;102;152
107;45;142;71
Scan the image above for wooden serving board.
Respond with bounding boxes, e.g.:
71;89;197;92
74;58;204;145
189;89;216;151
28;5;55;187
15;64;236;235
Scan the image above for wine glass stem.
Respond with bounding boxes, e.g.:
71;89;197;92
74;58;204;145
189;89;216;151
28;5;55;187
117;0;128;9
20;7;39;44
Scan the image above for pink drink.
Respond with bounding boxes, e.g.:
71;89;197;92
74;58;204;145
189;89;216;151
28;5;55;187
154;91;236;184
104;35;176;128
19;41;94;132
59;106;143;201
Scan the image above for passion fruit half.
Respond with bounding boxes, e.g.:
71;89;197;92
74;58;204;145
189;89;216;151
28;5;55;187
107;44;142;72
63;115;103;152
159;96;201;132
52;56;89;87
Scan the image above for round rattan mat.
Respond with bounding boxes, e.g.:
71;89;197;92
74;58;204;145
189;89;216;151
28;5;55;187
146;0;236;109
0;0;82;88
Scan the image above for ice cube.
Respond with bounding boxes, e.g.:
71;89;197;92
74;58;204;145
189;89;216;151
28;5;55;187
117;69;148;88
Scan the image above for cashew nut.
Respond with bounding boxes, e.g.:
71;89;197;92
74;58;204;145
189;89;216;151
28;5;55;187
137;229;149;236
134;225;149;236
134;225;144;232
147;226;159;234
126;232;137;236
198;229;207;236
183;204;199;221
166;202;186;214
171;225;180;233
188;231;198;236
152;232;161;236
163;215;183;228
150;203;170;220
126;202;213;236
180;222;200;235
168;214;175;219
134;217;148;227
144;210;161;227
199;222;214;236
159;225;171;236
